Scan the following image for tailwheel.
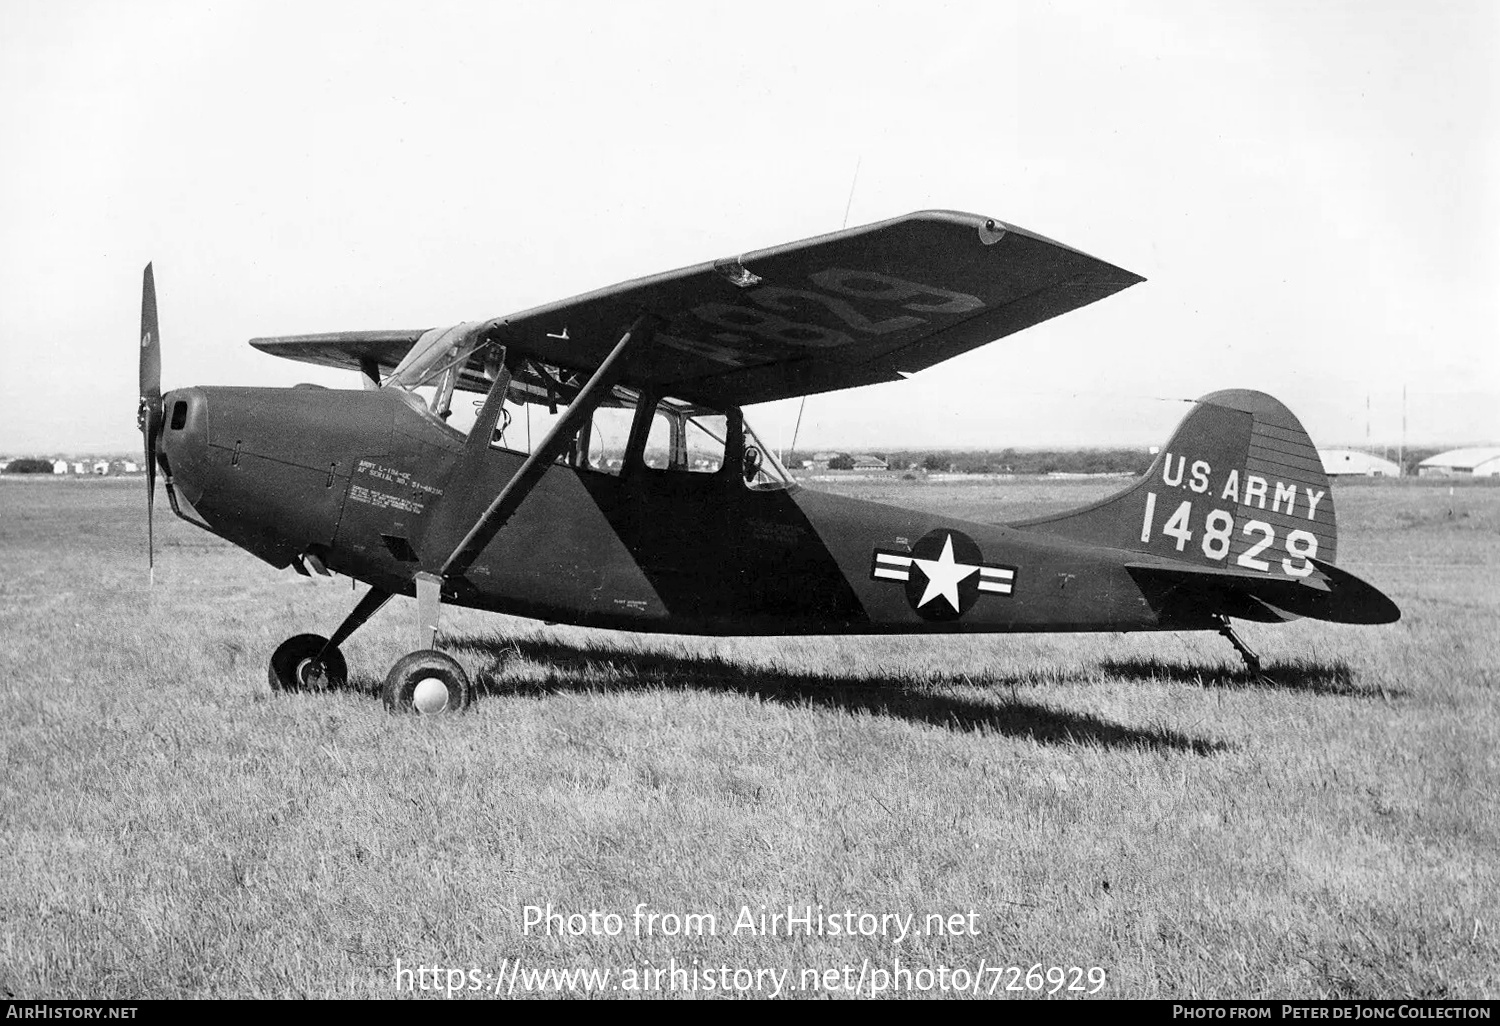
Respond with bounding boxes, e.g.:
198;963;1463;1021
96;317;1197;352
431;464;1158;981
269;633;348;692
382;650;474;715
1214;614;1276;683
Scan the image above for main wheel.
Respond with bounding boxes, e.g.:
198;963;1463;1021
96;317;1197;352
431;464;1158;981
268;633;348;692
382;649;474;715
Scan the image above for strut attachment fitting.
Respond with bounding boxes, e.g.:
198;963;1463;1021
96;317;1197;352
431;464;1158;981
415;572;442;652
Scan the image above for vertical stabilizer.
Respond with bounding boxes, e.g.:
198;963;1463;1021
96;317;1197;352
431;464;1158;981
1015;390;1337;576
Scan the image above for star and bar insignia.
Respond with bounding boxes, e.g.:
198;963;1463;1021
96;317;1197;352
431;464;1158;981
869;529;1017;621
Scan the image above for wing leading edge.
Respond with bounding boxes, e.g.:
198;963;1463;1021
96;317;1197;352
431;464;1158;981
249;329;426;378
250;210;1143;406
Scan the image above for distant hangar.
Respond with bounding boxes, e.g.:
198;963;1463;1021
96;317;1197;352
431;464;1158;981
1319;448;1402;477
1417;447;1500;478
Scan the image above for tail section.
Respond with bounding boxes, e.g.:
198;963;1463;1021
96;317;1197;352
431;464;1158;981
1015;390;1398;624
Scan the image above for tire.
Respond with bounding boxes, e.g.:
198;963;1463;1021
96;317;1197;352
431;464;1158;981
382;649;474;715
268;633;348;692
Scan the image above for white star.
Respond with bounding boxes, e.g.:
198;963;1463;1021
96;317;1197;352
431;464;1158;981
911;534;979;612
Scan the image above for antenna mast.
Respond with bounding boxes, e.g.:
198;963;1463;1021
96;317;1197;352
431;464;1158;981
786;158;862;466
1399;385;1407;474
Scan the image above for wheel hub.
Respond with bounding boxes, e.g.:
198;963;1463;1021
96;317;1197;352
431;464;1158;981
412;676;450;714
295;657;327;689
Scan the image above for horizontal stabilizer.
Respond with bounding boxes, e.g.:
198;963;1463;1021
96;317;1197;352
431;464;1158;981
1126;558;1400;625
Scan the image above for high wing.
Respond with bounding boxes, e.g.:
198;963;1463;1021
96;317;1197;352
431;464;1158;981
248;329;425;378
251;210;1143;406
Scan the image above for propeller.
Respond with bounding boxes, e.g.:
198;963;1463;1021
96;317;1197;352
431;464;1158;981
137;263;162;585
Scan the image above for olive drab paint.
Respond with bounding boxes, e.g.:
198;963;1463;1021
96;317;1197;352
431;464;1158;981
136;211;1400;709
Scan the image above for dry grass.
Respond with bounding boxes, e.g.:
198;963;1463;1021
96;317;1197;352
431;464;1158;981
0;476;1495;999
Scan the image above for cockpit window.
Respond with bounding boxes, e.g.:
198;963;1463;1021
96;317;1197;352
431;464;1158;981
742;420;795;491
492;383;641;475
582;404;635;474
684;413;727;473
643;397;728;475
382;326;795;490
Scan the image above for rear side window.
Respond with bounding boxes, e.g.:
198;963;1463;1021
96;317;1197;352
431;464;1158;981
645;399;727;474
683;413;727;473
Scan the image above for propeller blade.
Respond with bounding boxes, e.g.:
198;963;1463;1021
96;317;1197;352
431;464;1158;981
139;263;162;584
140;263;160;402
146;437;156;586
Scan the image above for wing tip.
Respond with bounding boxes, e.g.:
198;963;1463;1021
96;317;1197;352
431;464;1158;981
901;209;1144;285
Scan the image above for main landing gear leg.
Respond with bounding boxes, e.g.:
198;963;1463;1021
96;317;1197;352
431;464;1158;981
1215;615;1265;676
377;314;657;717
268;586;391;692
380;571;474;715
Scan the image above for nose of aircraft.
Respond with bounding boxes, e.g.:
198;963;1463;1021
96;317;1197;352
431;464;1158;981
150;384;395;572
136;268;352;575
156;387;209;505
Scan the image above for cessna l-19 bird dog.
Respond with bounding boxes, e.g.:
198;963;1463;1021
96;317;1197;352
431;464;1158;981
136;210;1398;713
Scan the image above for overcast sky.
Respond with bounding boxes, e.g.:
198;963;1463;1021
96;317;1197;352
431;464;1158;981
1;0;1495;454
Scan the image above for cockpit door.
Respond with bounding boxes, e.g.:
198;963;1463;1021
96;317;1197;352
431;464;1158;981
616;398;736;617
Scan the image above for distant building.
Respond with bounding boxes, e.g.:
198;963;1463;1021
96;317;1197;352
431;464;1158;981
1319;448;1401;477
52;459;68;475
72;461;87;475
1418;447;1500;478
120;460;140;473
92;460;110;475
850;454;888;471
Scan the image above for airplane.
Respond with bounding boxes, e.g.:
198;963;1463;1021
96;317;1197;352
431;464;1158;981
136;210;1400;715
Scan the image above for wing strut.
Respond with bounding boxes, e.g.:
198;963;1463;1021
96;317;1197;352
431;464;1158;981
438;314;657;583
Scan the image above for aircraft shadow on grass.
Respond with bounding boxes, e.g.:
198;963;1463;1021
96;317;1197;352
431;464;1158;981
374;636;1237;755
334;642;1382;751
1095;658;1398;698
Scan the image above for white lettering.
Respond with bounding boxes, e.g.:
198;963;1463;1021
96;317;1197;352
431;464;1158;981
1304;488;1326;522
1273;481;1297;515
1162;453;1186;487
1283;530;1318;576
1189;460;1211;494
1237;521;1275;571
1163;500;1194;551
1245;475;1268;509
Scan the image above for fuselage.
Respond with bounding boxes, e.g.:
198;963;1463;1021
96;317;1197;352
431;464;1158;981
157;384;1209;637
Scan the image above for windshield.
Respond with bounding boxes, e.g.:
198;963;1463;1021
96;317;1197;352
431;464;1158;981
386;321;498;391
384;320;506;421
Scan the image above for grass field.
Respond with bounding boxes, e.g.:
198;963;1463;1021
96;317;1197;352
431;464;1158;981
1;475;1496;999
